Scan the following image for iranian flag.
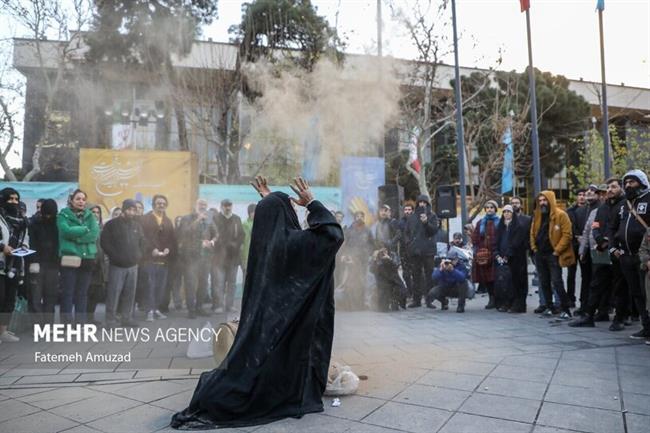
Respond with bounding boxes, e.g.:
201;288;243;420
408;129;421;173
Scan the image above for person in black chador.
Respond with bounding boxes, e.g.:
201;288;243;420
171;176;344;430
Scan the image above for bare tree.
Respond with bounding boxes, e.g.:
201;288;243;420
1;0;92;180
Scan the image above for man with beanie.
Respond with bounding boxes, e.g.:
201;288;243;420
212;198;244;313
27;199;60;323
101;199;144;327
530;191;574;319
609;169;650;340
404;194;438;308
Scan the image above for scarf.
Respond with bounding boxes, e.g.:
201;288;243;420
480;213;500;235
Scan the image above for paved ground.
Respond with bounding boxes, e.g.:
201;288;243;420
0;292;649;433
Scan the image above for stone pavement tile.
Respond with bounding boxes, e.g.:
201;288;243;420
477;376;547;401
532;427;582;433
168;357;217;370
115;358;172;370
2;368;63;377
0;398;41;423
75;371;136;382
0;387;54;398
15;373;81;385
623;392;650;415
18;386;106;410
393;384;470;411
362;401;451;433
356;377;410;400
550;371;619;392
133;369;191;379
149;389;192;411
458;393;539;423
101;380;187;403
0;375;18;385
543;384;621;411
537;401;624;433
431;360;496;376
619;376;650;396
321;395;385;421
561;348;616;364
0;409;78;433
499;354;558;369
59;425;104;433
340;423;404;433
417;371;484;392
87;403;174;433
616;351;650;368
555;359;619;381
364;364;428;384
626;413;650;433
437;413;531;433
86;381;145;394
49;392;140;423
489;364;554;383
252;413;354;433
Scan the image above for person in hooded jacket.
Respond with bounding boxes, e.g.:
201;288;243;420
472;200;500;309
608;169;650;341
171;177;343;429
530;190;575;319
495;205;528;312
0;187;29;342
27;199;60;324
404;195;439;308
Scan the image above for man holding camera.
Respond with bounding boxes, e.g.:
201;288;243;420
428;257;468;313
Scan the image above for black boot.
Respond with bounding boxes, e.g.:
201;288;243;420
568;315;595;327
456;304;465;313
485;295;496;309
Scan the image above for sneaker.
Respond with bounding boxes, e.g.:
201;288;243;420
0;331;20;342
534;305;547;314
559;311;572;320
154;310;167;320
441;303;449;311
645;340;650;346
456;305;465;313
630;329;650;340
609;321;625;332
542;309;554;317
146;311;154;322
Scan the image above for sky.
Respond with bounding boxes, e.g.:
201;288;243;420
206;0;649;88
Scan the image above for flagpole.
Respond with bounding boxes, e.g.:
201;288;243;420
451;0;468;227
525;7;542;196
598;8;611;179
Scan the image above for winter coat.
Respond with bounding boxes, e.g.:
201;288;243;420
214;212;244;267
177;212;218;260
100;216;144;268
374;218;399;251
432;265;467;288
344;222;374;263
57;207;99;260
472;216;497;283
610;170;650;255
593;194;625;250
579;208;599;257
495;214;527;260
404;195;438;257
530;190;575;267
28;215;59;265
140;211;177;265
241;218;254;269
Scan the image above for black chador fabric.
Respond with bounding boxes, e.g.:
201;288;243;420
171;192;344;430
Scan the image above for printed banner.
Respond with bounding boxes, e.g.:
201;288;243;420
340;156;385;226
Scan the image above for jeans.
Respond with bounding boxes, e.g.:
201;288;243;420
212;263;238;311
184;256;211;312
60;264;93;324
619;254;649;331
535;252;570;310
144;263;168;313
105;265;138;324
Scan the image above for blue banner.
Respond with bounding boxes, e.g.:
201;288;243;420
340;156;385;226
501;126;514;194
596;0;604;11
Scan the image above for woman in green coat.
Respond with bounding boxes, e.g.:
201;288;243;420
57;189;99;324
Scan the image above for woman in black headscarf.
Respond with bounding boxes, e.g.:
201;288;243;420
0;187;29;342
171;177;344;430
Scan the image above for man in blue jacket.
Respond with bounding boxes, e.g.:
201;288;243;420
428;258;468;313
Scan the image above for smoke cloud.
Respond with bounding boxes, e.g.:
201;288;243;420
242;56;402;181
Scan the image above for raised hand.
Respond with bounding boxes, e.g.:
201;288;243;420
251;175;271;198
289;177;314;207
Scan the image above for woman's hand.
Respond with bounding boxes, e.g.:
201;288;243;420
251;176;271;198
289;177;314;207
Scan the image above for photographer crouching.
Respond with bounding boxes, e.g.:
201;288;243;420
427;256;470;313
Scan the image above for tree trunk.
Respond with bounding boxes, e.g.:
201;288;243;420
164;57;189;151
